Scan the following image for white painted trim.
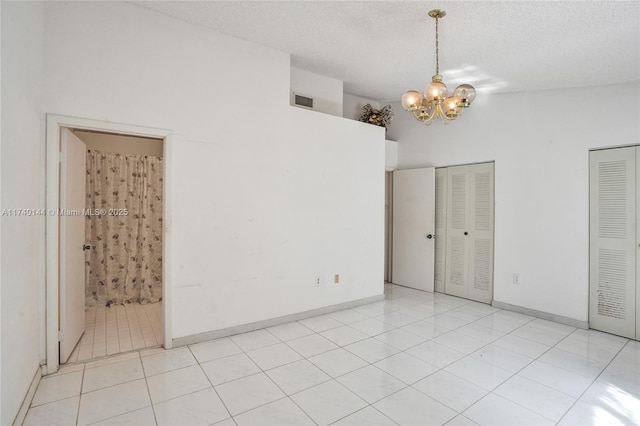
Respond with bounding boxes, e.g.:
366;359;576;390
173;293;386;347
162;134;176;349
44;114;173;374
11;367;41;426
492;300;589;329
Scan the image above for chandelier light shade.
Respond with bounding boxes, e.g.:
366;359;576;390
401;9;476;126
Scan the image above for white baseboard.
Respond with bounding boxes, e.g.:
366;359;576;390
492;300;589;329
172;293;385;348
12;366;42;426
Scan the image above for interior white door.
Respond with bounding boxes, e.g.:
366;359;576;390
59;128;87;363
392;168;435;291
434;168;448;293
467;163;494;304
589;147;636;339
444;166;469;298
445;163;494;303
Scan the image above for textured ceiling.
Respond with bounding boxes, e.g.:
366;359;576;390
130;1;640;102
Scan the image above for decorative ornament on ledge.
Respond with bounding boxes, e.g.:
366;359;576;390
401;9;476;126
359;104;393;129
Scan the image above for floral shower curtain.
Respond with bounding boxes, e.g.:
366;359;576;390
85;150;163;307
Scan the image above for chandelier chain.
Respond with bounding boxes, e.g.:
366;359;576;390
435;16;439;75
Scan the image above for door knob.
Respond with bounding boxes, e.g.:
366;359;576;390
83;244;91;251
464;231;468;236
426;234;434;239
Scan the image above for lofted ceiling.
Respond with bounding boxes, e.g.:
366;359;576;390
130;1;639;102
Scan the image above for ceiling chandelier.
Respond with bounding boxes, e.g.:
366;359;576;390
401;10;476;125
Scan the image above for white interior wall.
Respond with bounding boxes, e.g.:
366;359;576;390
385;140;398;171
74;130;163;157
0;2;3;421
343;93;380;121
387;82;640;323
43;2;384;341
290;66;343;116
1;2;45;424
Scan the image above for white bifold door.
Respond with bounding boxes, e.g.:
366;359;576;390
59;128;87;363
444;163;494;304
590;146;639;339
434;168;448;293
392;168;435;292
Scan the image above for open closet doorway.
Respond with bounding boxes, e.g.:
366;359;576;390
45;115;173;373
65;129;165;363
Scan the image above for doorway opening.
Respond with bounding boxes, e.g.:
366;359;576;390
65;129;165;363
45;115;173;374
384;171;393;283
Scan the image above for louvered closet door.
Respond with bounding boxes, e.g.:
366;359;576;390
434;168;448;293
468;163;494;303
589;147;636;339
444;163;495;303
445;166;470;298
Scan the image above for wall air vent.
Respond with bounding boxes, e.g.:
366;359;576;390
293;93;314;109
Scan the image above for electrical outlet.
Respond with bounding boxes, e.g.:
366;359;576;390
513;273;520;285
315;276;321;287
334;274;340;284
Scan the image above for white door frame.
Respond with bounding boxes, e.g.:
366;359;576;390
45;114;174;374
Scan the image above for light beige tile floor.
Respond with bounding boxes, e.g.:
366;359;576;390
25;285;640;425
66;302;163;364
